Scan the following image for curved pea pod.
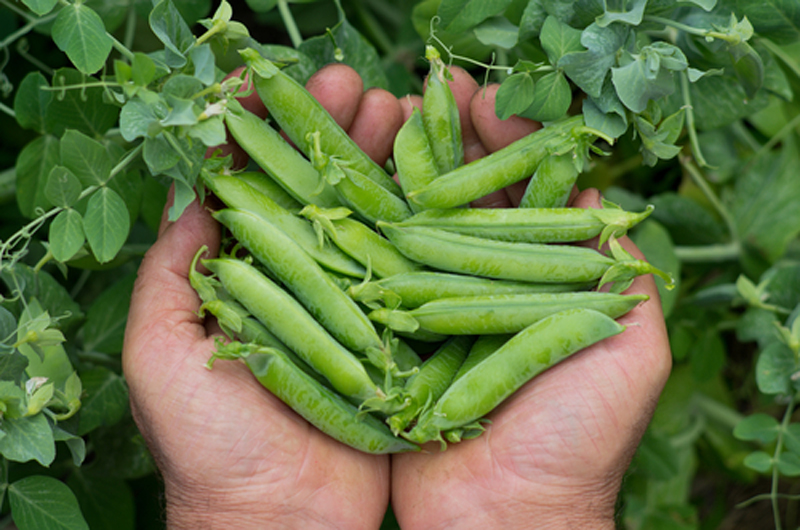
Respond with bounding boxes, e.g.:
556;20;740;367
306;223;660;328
223;99;342;208
519;151;580;209
348;271;592;310
387;336;473;435
372;291;648;335
378;222;615;283
235;171;303;211
422;46;463;174
404;308;626;445
212;342;420;454
202;171;366;278
240;48;403;197
367;308;450;343
406;115;588;209
213;209;385;361
451;334;512;384
308;132;412;224
394;107;439;211
301;205;423;279
202;256;380;404
396;200;653;245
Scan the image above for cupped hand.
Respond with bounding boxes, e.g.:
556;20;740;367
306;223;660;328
122;64;404;529
391;70;672;530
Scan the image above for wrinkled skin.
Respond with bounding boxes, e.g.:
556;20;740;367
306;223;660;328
123;63;671;529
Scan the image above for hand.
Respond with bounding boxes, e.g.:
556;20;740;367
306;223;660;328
391;69;672;530
122;64;404;529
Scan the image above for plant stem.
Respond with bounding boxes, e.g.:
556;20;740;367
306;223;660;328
108;33;135;62
745;111;800;173
644;15;741;44
680;70;710;168
278;0;303;48
674;242;741;263
0;10;58;51
0;101;14;119
680;156;739;242
771;395;797;530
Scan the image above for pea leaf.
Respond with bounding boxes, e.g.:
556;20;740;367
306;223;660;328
596;0;647;27
0;413;55;466
45;68;119;137
59;130;113;187
150;0;195;68
777;452;800;476
8;475;89;530
83;188;130;264
13;72;52;134
44;166;82;208
15;135;60;218
82;273;136;355
20;0;59;16
53;424;86;467
436;0;515;34
77;367;129;436
539;16;584;65
743;450;773;473
784;424;800;455
725;0;800;44
495;73;534;120
756;342;797;395
630;220;680;318
520;70;571;122
51;4;113;74
559;22;629;98
49;210;86;263
190;43;216;86
120;99;159;142
733;413;780;444
66;472;135;530
0;350;29;384
611;48;679;113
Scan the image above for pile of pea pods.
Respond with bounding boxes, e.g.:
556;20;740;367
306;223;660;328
190;46;672;454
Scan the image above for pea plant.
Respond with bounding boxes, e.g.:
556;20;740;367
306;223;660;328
0;0;799;528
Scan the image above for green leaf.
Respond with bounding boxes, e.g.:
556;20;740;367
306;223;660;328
495;73;534;120
49;210;86;263
77;367;129;436
143;133;181;174
733;413;780;444
0;413;55;465
53;425;86;467
630;220;680;318
244;0;278;11
21;0;59;16
689;328;726;382
15;135;60;218
51;4;113;74
83;188;130;264
777;452;800;476
743;450;773;473
756;342;797;395
0;350;29;385
120;98;159;142
583;79;628;138
13;72;53;134
437;0;515;33
539;16;584;65
631;429;680;480
67;472;135;530
473;16;519;49
45;68;120;137
88;419;155;479
188;115;227;147
82;273;136;355
150;0;195;68
596;0;647;27
60;130;113;187
45;166;82;208
9;475;89;530
1;266;84;333
190;43;217;86
611;49;678;113
726;0;800;44
519;70;571;122
559;22;629;98
784;423;800;455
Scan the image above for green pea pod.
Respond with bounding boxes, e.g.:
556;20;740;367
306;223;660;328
240;48;403;197
213;208;384;359
405;308;626;445
395;200;653;245
202;171;366;278
422;46;463;174
235;171;303;211
301;205;423;279
203;256;380;404
394;107;439;210
519;151;580;209
348;271;591;309
213;342;420;454
223;99;342;208
378;222;618;284
406;115;587;209
374;291;648;335
387;336;474;435
451;334;512;384
367;308;450;343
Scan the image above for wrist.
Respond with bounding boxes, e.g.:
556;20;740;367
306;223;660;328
164;479;275;529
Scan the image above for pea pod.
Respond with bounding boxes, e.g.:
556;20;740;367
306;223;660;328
301;205;423;278
223;99;342;208
213;208;385;360
240;48;403;197
211;342;420;454
348;271;591;309
235;171;303;211
394;107;439;210
202;171;366;278
395;200;653;245
451;334;512;384
519;151;580;209
422;46;463;174
405;308;626;445
371;291;648;335
387;336;473;435
202;256;380;404
406;115;588;209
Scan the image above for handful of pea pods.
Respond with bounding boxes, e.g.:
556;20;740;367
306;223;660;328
190;47;673;453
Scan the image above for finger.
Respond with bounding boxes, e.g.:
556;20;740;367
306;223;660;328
348;87;404;166
445;67;484;164
399;94;423;121
305;63;364;131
